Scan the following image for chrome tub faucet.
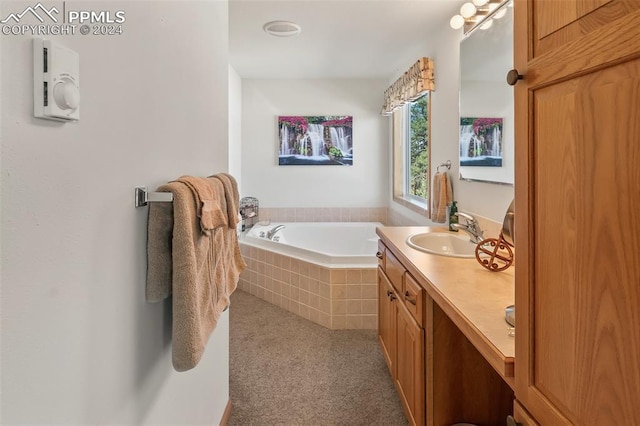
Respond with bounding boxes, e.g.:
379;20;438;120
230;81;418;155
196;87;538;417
266;225;285;240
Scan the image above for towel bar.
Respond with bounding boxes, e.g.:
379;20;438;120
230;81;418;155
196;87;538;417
437;160;451;172
135;186;173;208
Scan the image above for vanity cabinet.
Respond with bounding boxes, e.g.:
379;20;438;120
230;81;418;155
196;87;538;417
377;241;425;426
377;234;514;426
513;0;640;424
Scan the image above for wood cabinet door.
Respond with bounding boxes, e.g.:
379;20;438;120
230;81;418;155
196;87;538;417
514;0;640;424
378;267;397;376
395;300;425;426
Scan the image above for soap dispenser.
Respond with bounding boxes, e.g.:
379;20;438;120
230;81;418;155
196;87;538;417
449;201;458;231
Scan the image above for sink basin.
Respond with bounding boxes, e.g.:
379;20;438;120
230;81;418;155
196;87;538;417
406;232;477;258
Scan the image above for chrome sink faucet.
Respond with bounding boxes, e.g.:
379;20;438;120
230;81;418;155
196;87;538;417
266;225;285;240
451;212;485;243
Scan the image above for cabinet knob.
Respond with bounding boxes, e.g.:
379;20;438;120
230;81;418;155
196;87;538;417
404;291;417;305
376;251;384;259
506;69;524;86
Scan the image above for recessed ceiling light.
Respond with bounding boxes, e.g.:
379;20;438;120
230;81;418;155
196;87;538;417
263;21;301;37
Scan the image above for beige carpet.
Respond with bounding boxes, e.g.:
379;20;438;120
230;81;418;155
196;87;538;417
228;290;408;426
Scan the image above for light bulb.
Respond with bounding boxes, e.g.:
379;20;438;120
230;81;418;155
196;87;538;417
488;2;499;11
472;0;489;6
450;15;465;29
494;8;507;19
480;18;494;30
460;2;477;18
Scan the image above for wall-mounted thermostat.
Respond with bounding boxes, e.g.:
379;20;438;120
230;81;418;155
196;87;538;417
33;38;80;122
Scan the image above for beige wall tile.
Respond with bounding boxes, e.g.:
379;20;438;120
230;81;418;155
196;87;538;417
309;294;319;309
319;297;331;314
332;300;347;315
281;284;290;298
346;316;363;329
362;269;377;284
309;265;319;280
362;315;378;330
289;301;300;315
290;287;299;301
300;276;310;291
309;279;320;295
290;273;300;287
299;262;309;277
309;308;319;324
318;283;330;299
299;289;309;305
290;259;300;273
361;284;378;300
332;315;346;330
362;299;377;314
346;285;362;299
330;269;346;284
319;267;330;283
346;269;362;284
332;284;346;300
319;313;331;329
347;300;362;314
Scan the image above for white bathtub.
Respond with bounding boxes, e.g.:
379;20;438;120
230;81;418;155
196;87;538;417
240;222;381;268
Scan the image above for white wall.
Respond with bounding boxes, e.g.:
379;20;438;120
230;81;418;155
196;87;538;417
389;20;514;224
229;65;242;193
241;78;389;208
1;1;230;424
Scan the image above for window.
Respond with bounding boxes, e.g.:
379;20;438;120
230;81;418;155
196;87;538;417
393;92;431;216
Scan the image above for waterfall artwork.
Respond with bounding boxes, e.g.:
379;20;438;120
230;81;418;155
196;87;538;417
278;115;353;166
459;117;503;167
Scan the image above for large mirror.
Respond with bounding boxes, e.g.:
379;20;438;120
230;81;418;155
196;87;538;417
459;2;514;185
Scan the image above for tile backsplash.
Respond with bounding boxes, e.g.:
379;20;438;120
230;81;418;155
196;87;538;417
257;207;387;224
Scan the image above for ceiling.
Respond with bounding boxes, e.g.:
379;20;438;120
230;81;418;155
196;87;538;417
229;0;461;79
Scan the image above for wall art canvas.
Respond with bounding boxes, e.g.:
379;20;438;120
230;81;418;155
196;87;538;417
278;115;353;166
459;117;503;167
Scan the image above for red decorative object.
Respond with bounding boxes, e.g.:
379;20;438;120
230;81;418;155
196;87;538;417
475;233;514;272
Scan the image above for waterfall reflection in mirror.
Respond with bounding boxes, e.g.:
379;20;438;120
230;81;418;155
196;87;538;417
458;2;514;185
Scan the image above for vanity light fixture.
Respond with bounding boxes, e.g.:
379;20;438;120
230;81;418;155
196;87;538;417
450;0;510;32
263;20;302;37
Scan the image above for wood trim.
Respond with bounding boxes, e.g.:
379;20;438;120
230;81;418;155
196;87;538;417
219;399;232;426
514;400;540;426
527;8;640;88
425;295;435;426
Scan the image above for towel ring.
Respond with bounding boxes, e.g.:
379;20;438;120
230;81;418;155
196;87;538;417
436;160;451;173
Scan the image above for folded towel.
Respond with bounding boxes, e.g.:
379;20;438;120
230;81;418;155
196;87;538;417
432;171;453;223
173;176;227;234
209;173;240;229
146;178;247;371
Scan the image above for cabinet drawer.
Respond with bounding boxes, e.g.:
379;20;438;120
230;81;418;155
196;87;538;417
385;249;405;293
376;240;386;270
403;273;424;327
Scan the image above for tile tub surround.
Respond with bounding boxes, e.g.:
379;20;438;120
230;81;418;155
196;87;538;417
238;244;378;330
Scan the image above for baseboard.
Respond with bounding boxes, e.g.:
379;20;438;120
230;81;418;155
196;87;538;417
219;399;232;426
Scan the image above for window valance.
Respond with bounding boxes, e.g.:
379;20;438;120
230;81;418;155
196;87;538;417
381;57;435;115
